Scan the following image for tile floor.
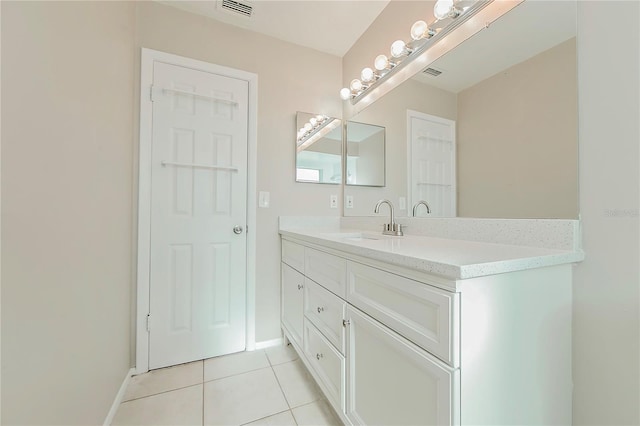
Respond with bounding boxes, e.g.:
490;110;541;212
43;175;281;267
112;344;343;426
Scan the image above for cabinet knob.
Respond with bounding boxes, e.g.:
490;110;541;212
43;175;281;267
317;306;324;313
316;353;323;360
297;284;303;290
342;319;350;327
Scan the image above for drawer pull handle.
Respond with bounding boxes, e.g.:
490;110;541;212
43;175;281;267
316;353;323;360
297;284;303;290
317;307;324;313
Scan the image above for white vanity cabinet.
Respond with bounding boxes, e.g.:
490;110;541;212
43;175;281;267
280;235;573;426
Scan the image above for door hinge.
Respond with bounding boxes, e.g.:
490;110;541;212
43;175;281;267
146;313;151;332
149;85;155;102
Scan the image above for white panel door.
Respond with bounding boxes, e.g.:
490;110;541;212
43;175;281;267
149;62;248;369
408;111;456;217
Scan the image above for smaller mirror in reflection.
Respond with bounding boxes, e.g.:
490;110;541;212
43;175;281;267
345;121;385;187
296;112;342;184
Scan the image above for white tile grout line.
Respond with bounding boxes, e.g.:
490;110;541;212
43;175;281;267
238;409;298;426
121;383;203;404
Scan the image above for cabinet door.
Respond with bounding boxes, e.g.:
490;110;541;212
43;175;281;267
281;263;304;346
346;306;459;426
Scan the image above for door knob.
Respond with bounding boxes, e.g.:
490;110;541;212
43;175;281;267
233;225;244;234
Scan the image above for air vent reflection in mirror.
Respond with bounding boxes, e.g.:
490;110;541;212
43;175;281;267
423;67;443;77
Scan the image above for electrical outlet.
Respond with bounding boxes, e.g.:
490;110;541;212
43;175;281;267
399;197;406;210
330;195;338;209
346;195;354;209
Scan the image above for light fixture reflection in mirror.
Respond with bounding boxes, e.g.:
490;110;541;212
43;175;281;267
295;111;342;185
340;0;523;107
345;121;385;187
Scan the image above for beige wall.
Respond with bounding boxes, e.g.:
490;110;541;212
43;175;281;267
134;1;343;345
574;1;639;423
457;38;578;218
1;2;135;424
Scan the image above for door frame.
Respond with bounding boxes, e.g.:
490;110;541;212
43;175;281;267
136;48;258;374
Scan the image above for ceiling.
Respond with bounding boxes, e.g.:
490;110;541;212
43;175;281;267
160;1;577;94
412;0;577;93
159;0;390;57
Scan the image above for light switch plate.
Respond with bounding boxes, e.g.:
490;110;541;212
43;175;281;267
259;191;270;208
346;195;354;209
330;195;338;208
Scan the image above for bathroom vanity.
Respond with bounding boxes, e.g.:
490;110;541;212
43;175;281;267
279;219;583;425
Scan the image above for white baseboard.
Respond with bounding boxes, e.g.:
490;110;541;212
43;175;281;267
104;367;135;425
254;337;283;350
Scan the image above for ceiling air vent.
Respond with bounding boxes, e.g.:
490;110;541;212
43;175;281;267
220;0;253;17
423;67;443;77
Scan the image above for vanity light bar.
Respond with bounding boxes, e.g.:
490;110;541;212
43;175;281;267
296;118;341;153
297;115;331;145
340;0;497;104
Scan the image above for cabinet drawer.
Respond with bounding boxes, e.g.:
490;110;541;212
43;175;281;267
304;279;346;354
305;248;347;298
282;240;305;273
303;319;345;412
347;261;459;366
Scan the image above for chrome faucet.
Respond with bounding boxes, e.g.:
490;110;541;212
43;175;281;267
374;199;403;236
412;200;431;216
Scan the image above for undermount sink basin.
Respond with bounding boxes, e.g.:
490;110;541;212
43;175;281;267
317;231;384;242
342;235;381;242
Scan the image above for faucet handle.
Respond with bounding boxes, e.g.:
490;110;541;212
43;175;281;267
382;222;404;236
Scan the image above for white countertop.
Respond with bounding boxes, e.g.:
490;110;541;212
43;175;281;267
279;228;584;280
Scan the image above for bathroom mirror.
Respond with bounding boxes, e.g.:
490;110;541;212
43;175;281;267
295;111;342;184
345;121;385;187
343;0;578;219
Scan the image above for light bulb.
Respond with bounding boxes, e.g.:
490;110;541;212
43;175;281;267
299;127;306;134
411;20;435;40
304;123;313;132
316;114;325;122
309;117;318;126
390;40;407;58
374;54;389;71
434;0;454;20
361;67;375;83
340;87;351;100
411;20;428;40
350;79;363;92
